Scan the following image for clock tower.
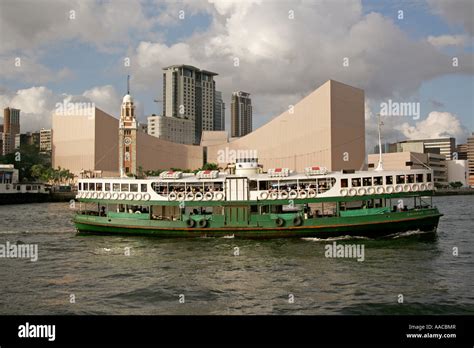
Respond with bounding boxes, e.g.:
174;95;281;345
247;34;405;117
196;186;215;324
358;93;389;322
119;76;137;177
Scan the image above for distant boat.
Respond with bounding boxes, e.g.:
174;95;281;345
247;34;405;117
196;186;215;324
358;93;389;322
73;158;442;238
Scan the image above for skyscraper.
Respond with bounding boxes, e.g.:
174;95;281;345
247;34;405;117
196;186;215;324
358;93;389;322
162;65;217;144
2;107;20;155
214;91;225;131
231;91;252;138
467;132;474;187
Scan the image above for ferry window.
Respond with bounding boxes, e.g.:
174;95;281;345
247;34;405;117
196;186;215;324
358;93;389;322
83;183;88;190
130;184;138;192
374;176;383;185
341;179;348;188
258;181;268;190
385;176;393;185
26;185;31;191
416;174;423;183
78;183;82;190
351;178;361;187
407;175;414;183
363;177;372;186
96;183;103;191
249;180;257;191
141;184;147;192
427;173;432;182
121;184;129;192
396;175;405;184
90;183;96;191
105;183;110;191
113;183;120;192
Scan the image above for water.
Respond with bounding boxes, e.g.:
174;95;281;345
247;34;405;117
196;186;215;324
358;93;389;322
0;196;473;315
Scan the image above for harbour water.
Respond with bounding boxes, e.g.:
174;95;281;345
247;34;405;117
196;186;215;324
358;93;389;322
0;196;473;315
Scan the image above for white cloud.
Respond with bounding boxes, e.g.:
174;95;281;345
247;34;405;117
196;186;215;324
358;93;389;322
428;0;474;36
427;34;467;47
82;85;121;117
395;111;469;142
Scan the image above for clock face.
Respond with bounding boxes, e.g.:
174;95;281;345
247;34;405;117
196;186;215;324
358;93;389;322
124;137;132;145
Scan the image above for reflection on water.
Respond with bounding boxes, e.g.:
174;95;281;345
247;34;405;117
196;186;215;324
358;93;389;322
0;196;473;315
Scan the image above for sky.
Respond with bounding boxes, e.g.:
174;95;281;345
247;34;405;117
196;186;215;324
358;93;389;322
0;0;473;152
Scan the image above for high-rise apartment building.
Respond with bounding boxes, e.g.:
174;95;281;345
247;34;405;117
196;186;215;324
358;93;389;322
2;107;20;155
455;143;468;160
40;128;52;153
162;65;217;144
231;91;252;138
214;91;225;131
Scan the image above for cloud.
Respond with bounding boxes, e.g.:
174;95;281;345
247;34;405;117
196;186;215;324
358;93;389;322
0;56;73;84
395;111;469;142
0;85;122;132
427;34;468;47
428;0;474;36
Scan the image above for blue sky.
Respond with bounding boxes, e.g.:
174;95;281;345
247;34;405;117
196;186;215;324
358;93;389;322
0;0;472;146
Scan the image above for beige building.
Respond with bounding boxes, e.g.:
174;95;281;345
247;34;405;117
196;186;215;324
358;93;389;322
390;137;456;160
468;132;474;187
207;80;365;172
52;79;366;176
147;114;194;145
368;151;447;186
2;107;20;155
163;65;217;144
446;160;468;186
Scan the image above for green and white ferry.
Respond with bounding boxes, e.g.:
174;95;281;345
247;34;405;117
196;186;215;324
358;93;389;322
73;158;442;238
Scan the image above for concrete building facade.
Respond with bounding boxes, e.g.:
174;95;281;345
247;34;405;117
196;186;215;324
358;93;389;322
214;91;225;131
446;160;468;186
162;65;217;144
391;137;456;160
2;107;20;155
40;128;52;153
468;132;474;187
231;91;252;138
147;114;194;145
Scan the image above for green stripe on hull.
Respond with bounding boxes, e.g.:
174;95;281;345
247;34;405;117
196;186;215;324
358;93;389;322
74;209;442;239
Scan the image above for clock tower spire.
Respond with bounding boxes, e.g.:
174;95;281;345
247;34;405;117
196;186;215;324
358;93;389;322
119;75;137;177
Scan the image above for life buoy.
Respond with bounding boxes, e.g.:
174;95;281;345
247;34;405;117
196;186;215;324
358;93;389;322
112;193;119;200
98;192;104;199
270;191;278;200
298;190;307;199
403;184;411;192
92;192;98;199
412;184;419;192
308;189;317;198
349;188;357;196
198;219;208;228
427;183;433;190
376;187;384;194
215;192;224;201
395;185;403;193
186;219;195;228
367;187;376;195
204;192;213;201
420;183;427;191
104;192;111;199
177;192;185;201
86;192;91;199
135;193;142;200
260;191;269;200
135;211;141;214
293;216;303;226
289;190;298;199
279;191;289;199
194;192;203;201
386;186;394;193
119;193;126;200
168;192;177;201
143;193;151;201
75;194;81;200
357;188;366;196
276;217;285;227
127;193;135;200
340;189;348;196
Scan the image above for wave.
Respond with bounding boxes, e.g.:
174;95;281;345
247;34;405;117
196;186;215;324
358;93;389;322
301;235;370;242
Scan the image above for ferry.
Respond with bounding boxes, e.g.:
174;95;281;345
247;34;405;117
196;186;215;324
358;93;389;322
73;158;442;238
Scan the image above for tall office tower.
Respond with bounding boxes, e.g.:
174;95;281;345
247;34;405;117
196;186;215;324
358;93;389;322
40;128;52;153
214;91;225;131
468;132;474;187
118;86;138;177
162;65;217;144
455;143;468;160
2;107;20;155
231;91;252;138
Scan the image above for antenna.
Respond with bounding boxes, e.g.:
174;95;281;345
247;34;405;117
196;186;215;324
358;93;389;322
374;113;384;171
127;75;130;95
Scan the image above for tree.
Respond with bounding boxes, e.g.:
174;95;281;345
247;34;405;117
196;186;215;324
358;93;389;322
449;181;463;189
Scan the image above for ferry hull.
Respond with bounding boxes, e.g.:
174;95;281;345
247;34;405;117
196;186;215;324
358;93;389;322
73;209;442;239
